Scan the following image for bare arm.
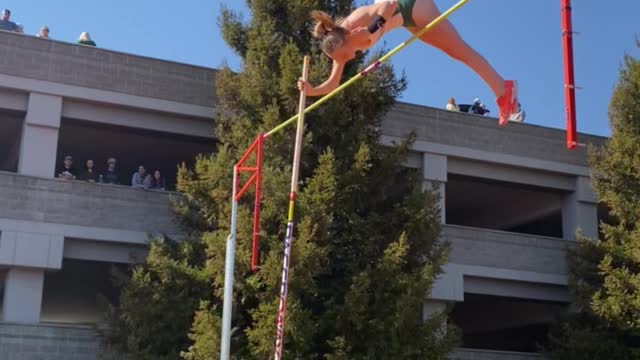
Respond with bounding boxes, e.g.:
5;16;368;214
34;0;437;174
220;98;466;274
375;0;399;22
299;60;345;97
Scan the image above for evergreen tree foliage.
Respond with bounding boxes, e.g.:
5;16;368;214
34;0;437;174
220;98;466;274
107;1;459;358
545;41;640;360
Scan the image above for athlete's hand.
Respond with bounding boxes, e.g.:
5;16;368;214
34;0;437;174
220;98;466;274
297;78;308;92
350;27;369;37
350;26;375;47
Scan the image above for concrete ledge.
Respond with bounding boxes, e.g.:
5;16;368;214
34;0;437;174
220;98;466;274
444;225;571;275
0;322;123;360
381;103;605;168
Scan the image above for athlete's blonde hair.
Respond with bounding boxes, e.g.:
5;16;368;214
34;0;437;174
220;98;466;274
311;10;346;56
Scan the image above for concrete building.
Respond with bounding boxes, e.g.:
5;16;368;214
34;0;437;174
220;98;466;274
0;30;606;359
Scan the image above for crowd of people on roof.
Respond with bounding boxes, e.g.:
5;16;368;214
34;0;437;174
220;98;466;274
445;97;525;123
0;8;97;46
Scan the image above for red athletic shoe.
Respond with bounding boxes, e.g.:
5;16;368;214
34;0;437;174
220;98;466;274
497;80;517;126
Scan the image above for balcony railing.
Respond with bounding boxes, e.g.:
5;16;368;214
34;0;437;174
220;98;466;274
0;171;178;236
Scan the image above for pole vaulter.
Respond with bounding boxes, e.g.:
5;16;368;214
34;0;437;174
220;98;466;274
222;2;475;358
221;0;580;358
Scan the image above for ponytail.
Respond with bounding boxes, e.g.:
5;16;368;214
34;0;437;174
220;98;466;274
311;10;336;39
309;10;347;56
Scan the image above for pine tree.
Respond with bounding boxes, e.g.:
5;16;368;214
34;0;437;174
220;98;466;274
545;41;640;359
588;43;640;332
107;1;459;358
104;235;212;360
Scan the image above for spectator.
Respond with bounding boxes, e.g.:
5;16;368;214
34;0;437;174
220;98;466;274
78;159;99;183
57;155;78;180
509;102;526;123
149;170;166;191
102;157;120;184
38;26;50;39
469;98;490;116
0;9;18;32
445;97;459;111
77;32;96;47
131;165;151;190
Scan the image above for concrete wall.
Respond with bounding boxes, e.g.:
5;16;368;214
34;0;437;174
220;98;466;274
0;171;178;235
0;322;123;360
0;31;215;107
0;170;571;276
382;103;606;168
429;225;571;303
0;322;548;360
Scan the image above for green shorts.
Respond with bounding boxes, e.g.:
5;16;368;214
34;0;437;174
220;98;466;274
394;0;417;27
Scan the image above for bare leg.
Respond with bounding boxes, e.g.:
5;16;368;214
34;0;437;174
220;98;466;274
410;1;506;98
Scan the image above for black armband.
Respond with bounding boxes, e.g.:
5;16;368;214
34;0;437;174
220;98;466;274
367;14;387;34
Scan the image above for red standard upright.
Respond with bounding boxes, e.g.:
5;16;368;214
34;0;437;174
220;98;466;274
561;0;578;149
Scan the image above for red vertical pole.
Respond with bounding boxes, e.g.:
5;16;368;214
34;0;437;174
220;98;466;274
251;134;264;272
562;0;577;149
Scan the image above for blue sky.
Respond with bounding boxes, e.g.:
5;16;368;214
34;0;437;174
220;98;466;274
3;1;638;138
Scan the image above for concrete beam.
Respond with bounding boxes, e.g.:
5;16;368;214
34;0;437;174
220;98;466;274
0;73;213;120
0;87;28;112
62;100;214;139
0;231;63;269
448;158;575;191
381;136;591;177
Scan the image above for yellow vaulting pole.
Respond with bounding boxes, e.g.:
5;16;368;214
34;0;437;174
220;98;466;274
265;0;471;138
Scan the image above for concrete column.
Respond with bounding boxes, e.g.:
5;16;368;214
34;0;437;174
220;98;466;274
17;93;62;177
422;153;447;224
562;176;598;240
2;267;45;323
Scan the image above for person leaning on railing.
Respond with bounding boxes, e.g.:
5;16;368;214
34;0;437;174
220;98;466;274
101;157;120;185
0;9;18;32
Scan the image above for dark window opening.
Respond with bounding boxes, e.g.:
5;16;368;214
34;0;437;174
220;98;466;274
450;293;569;353
506;210;563;238
0;266;6;319
56;118;216;190
41;259;127;325
446;174;566;237
0;110;24;173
